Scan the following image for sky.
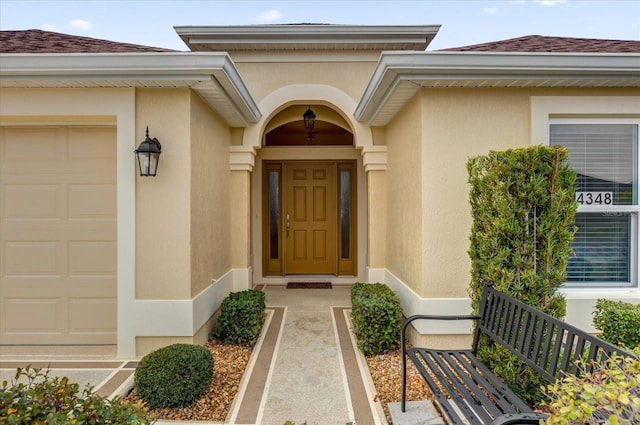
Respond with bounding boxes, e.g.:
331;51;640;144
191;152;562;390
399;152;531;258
0;0;638;51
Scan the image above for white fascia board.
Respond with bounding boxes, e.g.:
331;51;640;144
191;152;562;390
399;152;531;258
176;24;441;36
355;51;640;125
175;24;441;50
0;52;261;126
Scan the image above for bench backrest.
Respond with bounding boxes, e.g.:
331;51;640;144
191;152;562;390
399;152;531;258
474;286;636;383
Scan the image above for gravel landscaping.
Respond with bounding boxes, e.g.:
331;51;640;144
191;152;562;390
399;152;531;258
123;339;253;422
365;346;433;423
124;323;432;423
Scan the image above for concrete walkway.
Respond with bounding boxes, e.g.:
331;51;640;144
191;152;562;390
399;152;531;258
0;285;390;425
252;285;377;425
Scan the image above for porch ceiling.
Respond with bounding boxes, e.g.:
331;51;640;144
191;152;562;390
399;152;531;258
0;52;261;127
355;51;640;126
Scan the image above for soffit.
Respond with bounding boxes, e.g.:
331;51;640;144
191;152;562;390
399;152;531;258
174;25;440;52
0;52;261;127
355;51;640;126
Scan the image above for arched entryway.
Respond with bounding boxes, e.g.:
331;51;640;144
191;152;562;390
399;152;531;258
246;104;369;284
260;105;357;277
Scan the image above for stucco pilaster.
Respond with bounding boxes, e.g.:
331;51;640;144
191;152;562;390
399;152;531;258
362;146;387;270
230;170;252;269
366;169;387;269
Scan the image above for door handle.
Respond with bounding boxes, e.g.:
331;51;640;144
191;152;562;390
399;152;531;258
286;213;290;239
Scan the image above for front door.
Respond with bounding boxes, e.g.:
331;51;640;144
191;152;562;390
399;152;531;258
263;160;356;276
284;162;337;274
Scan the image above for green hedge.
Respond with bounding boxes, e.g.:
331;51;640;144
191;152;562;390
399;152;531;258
351;282;402;356
1;367;153;424
134;343;213;409
211;289;266;345
593;299;640;350
467;146;578;404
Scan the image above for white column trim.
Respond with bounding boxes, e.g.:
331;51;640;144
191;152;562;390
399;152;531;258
362;146;387;172
230;145;256;171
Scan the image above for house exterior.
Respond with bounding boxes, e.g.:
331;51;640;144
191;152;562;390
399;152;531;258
1;26;638;358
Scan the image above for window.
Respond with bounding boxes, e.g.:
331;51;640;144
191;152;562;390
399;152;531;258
550;121;639;287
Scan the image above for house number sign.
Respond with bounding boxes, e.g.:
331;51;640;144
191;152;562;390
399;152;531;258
575;191;613;205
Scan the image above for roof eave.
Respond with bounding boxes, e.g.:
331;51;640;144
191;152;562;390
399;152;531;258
0;52;261;127
355;51;640;126
174;24;441;51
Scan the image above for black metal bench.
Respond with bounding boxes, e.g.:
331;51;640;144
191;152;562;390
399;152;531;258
401;285;636;425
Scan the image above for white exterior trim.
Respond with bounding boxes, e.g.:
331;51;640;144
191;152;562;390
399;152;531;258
530;95;640;145
0;88;136;356
362;146;387;172
0;52;261;127
366;268;473;335
230;146;257;171
175;24;440;52
531;95;640;294
356;52;640;126
119;269;240;356
366;267;640;336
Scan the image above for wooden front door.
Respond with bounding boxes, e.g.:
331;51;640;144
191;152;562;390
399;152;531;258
284;162;337;274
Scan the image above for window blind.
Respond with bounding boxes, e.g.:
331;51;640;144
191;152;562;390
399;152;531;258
551;123;637;285
567;213;630;283
550;124;637;205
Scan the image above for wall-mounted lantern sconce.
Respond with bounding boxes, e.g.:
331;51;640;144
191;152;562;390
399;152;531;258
303;106;316;144
135;126;162;177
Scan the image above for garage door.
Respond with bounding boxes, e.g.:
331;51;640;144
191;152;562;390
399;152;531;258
1;126;117;345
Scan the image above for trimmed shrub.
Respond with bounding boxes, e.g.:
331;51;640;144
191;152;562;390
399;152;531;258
134;343;213;409
351;282;402;356
1;366;153;424
212;289;266;345
467;145;578;404
593;299;640;350
543;353;640;425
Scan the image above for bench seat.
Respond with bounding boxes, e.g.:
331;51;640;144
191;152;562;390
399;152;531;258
406;347;543;424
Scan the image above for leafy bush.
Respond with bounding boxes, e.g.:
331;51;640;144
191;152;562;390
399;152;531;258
211;289;266;344
351;282;402;356
543;353;640;425
467;145;578;404
593;299;640;350
134;343;213;409
0;366;153;424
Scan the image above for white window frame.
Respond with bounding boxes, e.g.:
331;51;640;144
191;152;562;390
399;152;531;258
531;96;640;293
550;118;639;288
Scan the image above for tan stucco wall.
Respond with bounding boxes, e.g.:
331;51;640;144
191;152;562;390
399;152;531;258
190;93;232;297
234;61;377;105
136;89;192;300
421;89;531;298
385;94;424;293
389;87;640;300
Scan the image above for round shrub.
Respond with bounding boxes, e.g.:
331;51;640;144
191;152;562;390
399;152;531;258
134;343;213;408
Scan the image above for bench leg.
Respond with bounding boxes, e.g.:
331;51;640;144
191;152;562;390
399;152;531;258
401;348;407;412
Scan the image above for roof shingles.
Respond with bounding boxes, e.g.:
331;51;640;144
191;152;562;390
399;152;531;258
440;35;640;53
0;29;178;53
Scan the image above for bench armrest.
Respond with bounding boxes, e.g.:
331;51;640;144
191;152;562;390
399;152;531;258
491;412;549;424
401;314;481;346
400;314;480;413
